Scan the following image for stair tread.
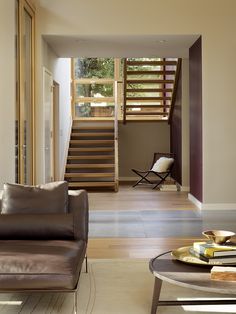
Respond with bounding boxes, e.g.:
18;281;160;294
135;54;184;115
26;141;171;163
126;60;177;66
69;147;114;152
66;164;115;168
67;155;114;160
126;88;172;93
126;70;175;75
71;132;114;137
65;173;114;178
72;126;114;130
126;111;168;116
126;79;174;84
126;97;172;101
70;140;114;144
68;182;116;187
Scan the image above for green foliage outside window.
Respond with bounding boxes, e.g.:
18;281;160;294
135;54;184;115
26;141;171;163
74;58;114;98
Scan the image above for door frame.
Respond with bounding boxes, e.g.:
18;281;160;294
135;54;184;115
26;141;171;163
43;67;54;183
53;80;60;181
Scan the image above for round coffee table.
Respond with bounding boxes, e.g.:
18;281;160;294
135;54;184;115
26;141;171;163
149;250;236;314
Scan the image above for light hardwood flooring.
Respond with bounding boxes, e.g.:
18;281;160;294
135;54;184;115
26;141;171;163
87;185;203;259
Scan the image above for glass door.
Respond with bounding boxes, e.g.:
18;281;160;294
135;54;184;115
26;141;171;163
16;0;35;184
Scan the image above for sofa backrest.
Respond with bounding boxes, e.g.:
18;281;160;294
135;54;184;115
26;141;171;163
0;184;89;242
0;213;74;240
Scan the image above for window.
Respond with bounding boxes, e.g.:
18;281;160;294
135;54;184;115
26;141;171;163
72;58;121;118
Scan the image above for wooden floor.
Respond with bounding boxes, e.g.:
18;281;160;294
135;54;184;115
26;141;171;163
87;185;202;259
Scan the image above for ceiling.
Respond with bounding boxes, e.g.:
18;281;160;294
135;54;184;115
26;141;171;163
43;34;200;58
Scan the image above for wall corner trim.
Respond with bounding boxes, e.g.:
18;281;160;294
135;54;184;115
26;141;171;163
188;193;202;209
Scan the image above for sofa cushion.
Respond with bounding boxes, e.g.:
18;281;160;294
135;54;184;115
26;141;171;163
0;213;74;240
0;239;86;290
1;181;68;214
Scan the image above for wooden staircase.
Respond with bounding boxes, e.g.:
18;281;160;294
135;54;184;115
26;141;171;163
123;58;181;124
64;121;117;190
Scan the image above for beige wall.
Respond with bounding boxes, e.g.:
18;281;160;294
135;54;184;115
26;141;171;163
0;0;15;189
34;0;236;205
118;122;170;179
1;0;236;205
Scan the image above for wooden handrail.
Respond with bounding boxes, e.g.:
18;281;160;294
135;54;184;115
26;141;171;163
168;58;182;125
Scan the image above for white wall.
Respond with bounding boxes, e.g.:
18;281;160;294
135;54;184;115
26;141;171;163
39;40;71;183
0;0;15;188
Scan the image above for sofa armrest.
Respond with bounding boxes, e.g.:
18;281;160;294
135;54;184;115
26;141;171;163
68;190;88;242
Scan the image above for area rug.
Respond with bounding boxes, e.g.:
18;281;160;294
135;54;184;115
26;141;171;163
77;259;236;314
0;259;236;313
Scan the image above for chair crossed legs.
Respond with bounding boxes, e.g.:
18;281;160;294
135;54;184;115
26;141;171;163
132;152;175;189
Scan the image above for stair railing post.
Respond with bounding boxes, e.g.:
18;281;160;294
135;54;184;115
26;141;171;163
114;80;119;191
123;58;127;124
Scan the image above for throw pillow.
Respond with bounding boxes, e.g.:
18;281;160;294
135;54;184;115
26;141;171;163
1;181;68;214
151;157;174;172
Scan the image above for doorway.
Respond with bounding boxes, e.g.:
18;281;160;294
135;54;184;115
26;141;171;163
43;67;54;183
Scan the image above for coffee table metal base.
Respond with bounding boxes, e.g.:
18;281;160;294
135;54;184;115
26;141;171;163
150;251;236;314
151;277;236;314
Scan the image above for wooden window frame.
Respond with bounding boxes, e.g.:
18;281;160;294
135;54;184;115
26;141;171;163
71;58;122;120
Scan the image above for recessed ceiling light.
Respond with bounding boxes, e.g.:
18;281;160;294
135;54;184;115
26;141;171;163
158;40;167;44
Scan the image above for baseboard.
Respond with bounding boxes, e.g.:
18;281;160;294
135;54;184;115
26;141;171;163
119;177;137;181
201;203;236;210
188;193;202;209
188;193;236;210
179;185;190;192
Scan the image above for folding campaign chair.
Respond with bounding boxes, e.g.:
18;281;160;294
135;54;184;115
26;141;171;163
132;152;175;189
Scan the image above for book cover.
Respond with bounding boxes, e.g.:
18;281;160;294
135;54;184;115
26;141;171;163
190;248;236;263
193;241;236;258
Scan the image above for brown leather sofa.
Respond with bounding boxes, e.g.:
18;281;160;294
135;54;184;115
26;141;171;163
0;182;88;314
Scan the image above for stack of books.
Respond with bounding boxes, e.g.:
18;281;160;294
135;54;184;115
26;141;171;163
190;241;236;264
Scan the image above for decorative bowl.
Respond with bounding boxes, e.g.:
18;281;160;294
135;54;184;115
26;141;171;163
202;230;235;244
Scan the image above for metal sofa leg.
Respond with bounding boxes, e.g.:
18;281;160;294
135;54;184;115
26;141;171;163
74;289;78;314
85;255;88;273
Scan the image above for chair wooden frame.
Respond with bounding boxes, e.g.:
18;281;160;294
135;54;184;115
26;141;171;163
132;152;174;189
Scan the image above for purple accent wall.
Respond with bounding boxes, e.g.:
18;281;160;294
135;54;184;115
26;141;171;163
170;69;182;185
189;37;202;202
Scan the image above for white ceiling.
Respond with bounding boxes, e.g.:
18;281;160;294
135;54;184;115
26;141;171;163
43;34;200;58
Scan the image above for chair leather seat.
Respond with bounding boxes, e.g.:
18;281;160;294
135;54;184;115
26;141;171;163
0;240;86;290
